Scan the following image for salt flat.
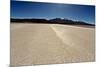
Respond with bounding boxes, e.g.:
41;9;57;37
10;23;95;66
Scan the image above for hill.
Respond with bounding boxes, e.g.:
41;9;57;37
11;18;95;26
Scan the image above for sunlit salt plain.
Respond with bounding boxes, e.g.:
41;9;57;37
10;23;95;66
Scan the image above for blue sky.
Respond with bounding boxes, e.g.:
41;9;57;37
11;0;95;24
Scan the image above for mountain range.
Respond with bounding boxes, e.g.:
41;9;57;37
11;18;95;26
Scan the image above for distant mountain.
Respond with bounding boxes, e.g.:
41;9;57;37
49;18;95;26
49;18;74;24
11;18;48;23
11;18;95;26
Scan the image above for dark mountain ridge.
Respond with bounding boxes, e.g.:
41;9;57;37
11;18;95;26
